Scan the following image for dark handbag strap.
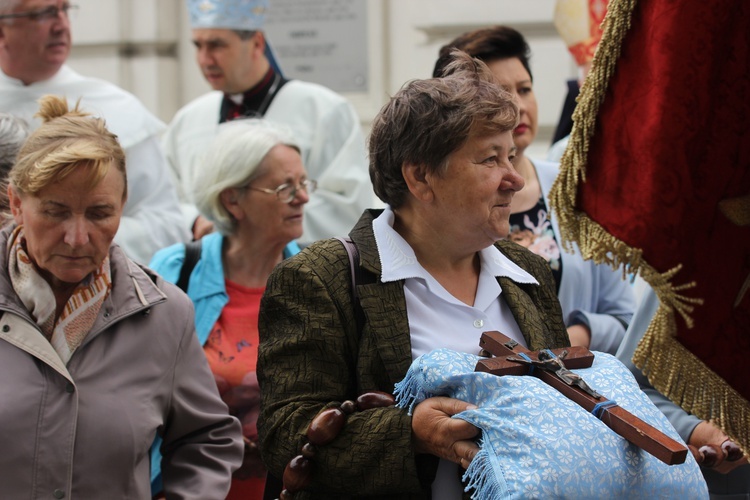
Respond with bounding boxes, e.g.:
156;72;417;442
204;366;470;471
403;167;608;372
176;240;202;293
335;237;376;335
263;237;373;500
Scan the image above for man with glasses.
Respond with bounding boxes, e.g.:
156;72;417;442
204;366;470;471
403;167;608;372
163;0;372;244
0;0;189;263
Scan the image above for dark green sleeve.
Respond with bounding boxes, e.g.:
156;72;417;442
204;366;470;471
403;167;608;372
257;241;423;496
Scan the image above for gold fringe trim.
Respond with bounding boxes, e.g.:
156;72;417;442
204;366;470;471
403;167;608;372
633;306;750;459
548;0;750;456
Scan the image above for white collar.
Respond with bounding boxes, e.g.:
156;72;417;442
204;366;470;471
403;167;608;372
372;206;539;286
227;93;244;105
0;65;71;88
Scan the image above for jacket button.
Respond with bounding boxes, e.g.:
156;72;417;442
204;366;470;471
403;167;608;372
65;383;75;394
53;489;65;499
2;324;9;332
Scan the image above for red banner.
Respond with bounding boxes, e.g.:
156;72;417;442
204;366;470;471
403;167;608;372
551;0;749;452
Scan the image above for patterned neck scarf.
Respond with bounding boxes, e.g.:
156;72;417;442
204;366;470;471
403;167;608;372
7;225;112;365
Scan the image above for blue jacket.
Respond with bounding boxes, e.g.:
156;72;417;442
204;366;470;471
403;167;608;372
149;232;300;345
147;231;300;493
617;289;750;496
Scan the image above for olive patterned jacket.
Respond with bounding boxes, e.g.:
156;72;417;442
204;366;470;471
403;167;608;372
258;209;569;499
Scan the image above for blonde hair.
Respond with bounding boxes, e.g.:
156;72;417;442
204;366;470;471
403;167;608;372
10;95;127;198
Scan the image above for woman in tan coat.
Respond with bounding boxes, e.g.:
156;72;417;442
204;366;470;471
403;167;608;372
0;95;243;498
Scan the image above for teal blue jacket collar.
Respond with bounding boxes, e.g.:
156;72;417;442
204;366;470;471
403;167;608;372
149;232;300;345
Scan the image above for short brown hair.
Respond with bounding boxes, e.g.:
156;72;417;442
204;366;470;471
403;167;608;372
10;95;127;198
368;50;518;208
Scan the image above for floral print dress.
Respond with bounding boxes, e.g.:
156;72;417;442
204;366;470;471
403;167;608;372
508;195;563;293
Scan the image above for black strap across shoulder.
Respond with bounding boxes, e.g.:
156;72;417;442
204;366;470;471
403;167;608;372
335;237;376;335
176;240;202;293
263;237;373;500
262;236;376;500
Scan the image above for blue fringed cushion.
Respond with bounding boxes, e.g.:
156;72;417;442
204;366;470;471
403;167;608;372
394;349;708;499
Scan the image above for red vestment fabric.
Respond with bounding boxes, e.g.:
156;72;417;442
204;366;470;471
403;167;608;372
579;1;750;400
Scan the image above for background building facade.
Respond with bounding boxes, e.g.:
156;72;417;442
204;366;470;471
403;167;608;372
68;0;572;160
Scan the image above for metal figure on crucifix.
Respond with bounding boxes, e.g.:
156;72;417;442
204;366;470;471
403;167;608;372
476;330;688;465
507;349;602;398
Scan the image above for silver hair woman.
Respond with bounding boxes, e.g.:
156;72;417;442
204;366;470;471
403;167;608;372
0;94;243;497
149;118;315;497
192;119;307;235
0;112;29;211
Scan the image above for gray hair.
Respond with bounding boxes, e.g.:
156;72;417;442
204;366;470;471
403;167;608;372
193;118;300;235
233;30;258;40
0;113;30;211
0;112;29;172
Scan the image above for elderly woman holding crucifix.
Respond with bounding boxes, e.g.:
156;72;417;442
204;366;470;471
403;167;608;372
257;51;570;499
257;45;709;498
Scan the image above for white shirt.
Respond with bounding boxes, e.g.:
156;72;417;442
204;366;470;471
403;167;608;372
372;206;539;500
162;81;373;243
373;206;535;360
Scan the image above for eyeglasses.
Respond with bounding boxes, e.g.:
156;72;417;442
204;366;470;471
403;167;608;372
247;179;317;204
0;3;77;22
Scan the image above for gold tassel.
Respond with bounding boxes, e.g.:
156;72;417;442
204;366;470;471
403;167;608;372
633;307;750;458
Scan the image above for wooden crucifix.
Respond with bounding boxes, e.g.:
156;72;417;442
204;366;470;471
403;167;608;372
475;331;688;466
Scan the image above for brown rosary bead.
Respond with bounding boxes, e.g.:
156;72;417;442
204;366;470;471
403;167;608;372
301;442;316;459
283;455;313;492
340;400;357;414
282;392;396;498
356;391;396;411
307;407;346;446
699;444;722;467
721;440;743;462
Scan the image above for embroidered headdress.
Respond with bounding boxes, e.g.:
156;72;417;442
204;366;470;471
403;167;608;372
186;0;282;74
187;0;268;31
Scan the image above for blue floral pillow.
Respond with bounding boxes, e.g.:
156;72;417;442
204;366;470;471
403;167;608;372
395;349;707;499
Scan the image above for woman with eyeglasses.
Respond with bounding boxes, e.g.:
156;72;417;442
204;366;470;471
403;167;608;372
149;118;314;499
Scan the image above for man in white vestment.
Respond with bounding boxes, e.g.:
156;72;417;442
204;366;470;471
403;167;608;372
0;0;189;263
164;0;372;243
